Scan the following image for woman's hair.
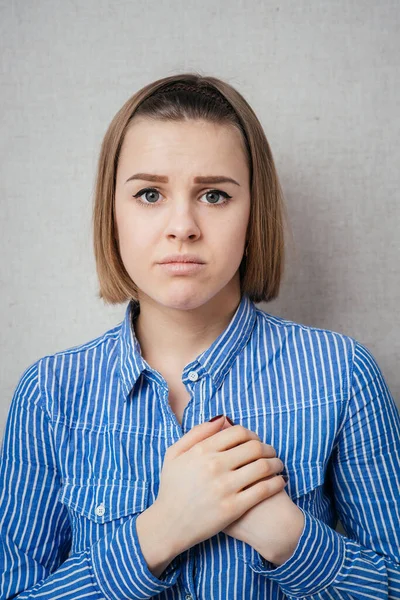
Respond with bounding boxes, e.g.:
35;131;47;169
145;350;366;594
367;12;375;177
92;72;289;305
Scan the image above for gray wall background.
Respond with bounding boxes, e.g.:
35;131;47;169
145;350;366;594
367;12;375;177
1;0;399;451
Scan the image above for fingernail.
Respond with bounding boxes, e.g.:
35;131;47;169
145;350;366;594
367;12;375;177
226;416;235;426
209;414;224;422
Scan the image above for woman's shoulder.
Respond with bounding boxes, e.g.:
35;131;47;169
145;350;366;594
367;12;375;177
253;307;387;385
20;319;124;387
47;322;123;359
254;306;358;348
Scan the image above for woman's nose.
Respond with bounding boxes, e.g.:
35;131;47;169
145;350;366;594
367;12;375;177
164;202;201;241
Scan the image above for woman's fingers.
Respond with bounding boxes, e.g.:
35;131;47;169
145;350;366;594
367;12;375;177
237;472;287;507
201;424;276;456
225;438;279;470
229;457;285;492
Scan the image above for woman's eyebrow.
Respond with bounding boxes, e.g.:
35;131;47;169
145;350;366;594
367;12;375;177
125;173;240;186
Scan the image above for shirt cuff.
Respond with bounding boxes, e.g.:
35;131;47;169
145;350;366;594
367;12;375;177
247;508;346;598
91;513;181;600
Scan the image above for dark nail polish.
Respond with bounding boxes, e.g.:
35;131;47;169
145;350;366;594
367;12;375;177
226;416;235;426
282;474;288;483
209;414;224;422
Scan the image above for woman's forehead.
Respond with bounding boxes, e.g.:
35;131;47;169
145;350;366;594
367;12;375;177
119;119;248;175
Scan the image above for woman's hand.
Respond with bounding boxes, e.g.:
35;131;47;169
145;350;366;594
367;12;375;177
152;416;288;559
222;486;305;565
220;418;305;566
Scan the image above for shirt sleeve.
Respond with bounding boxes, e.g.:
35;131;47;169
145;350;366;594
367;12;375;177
247;340;400;599
0;360;181;600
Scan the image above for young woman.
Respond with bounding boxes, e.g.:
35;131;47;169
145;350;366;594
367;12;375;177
1;73;399;600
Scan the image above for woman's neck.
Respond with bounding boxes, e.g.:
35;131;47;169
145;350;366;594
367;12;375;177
133;291;241;369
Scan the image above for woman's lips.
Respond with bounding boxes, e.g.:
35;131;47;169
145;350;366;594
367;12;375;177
158;262;205;274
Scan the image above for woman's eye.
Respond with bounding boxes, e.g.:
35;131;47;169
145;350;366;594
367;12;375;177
133;188;161;205
202;190;232;205
132;187;232;207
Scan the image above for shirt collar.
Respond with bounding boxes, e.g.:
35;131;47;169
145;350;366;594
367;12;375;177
118;294;257;401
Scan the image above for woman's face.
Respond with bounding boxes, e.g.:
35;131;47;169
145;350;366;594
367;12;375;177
114;117;251;311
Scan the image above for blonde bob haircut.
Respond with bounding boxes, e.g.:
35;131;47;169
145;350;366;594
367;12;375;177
92;72;289;305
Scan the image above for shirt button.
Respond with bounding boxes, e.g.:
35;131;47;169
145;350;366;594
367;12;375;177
95;503;106;516
185;595;193;600
188;370;198;381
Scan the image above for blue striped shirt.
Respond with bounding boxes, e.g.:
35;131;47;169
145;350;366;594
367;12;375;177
1;293;400;599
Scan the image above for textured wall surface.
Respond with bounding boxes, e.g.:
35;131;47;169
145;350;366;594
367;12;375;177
1;0;399;450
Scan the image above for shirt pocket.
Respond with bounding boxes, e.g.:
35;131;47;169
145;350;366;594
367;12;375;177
284;461;325;501
57;479;150;553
